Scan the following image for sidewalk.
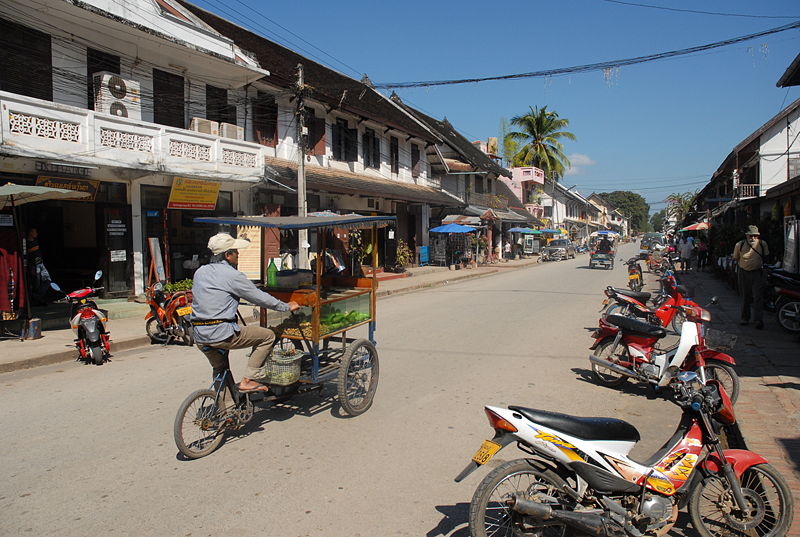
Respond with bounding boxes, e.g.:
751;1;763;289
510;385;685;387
665;267;800;536
0;255;543;373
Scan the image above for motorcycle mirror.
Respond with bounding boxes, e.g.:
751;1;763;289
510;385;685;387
710;296;719;305
154;282;164;292
94;270;103;281
50;282;62;292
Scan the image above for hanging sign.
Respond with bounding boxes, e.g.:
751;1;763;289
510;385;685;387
35;176;99;201
167;177;221;210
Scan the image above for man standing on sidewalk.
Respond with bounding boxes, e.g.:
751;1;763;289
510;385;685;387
733;225;769;329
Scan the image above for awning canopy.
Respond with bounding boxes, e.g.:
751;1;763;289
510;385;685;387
507;227;541;234
0;182;90;209
194;214;396;230
679;222;710;232
442;214;482;226
429;223;476;233
464;205;530;222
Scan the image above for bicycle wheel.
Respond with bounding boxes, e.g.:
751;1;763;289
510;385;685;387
700;361;740;404
337;339;379;416
469;459;571;537
689;463;793;537
590;338;629;387
174;389;228;459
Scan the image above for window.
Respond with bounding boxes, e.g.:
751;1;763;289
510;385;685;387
475;176;484;193
86;48;120;110
790;156;800;181
390;136;399;173
362;128;380;169
206;85;236;125
253;91;278;147
0;18;52;101
411;144;421;178
306;110;326;156
332;118;357;161
153;69;184;128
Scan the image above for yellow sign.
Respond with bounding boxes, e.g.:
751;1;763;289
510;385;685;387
167;177;221;210
35;176;99;201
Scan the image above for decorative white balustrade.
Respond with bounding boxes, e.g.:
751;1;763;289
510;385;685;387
736;184;759;199
0;91;265;180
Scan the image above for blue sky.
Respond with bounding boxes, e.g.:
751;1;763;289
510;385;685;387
192;0;800;214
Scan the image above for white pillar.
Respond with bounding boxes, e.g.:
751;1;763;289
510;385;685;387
131;178;145;295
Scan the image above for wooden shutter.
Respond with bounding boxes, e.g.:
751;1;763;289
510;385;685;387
0;19;52;101
345;127;358;162
153;68;185;128
332;120;343;160
308;116;326;156
362;131;370;165
253;92;278;147
411;144;421;178
372;134;380;169
390;137;399;173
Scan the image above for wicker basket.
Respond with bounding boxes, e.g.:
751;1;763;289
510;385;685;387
704;328;737;351
265;348;303;386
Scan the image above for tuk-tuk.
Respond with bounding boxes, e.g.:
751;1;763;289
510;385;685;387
589;232;616;270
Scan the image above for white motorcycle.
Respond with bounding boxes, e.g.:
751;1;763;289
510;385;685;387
456;372;793;537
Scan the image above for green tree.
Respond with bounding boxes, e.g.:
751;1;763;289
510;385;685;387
505;106;575;178
650;209;666;232
666;190;699;226
598;191;650;232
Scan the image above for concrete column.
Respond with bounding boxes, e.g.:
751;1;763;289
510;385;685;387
131;178;144;295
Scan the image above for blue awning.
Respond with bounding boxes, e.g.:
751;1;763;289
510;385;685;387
429;223;476;233
507;227;541;234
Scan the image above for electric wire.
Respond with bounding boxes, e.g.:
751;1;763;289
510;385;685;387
597;0;800;19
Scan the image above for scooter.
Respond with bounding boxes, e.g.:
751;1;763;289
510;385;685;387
765;266;800;333
456;372;793;537
589;301;740;402
144;281;194;345
624;256;644;292
51;270;111;365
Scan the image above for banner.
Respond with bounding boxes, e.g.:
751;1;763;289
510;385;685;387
235;225;262;280
35;176;99;201
167;177;221;210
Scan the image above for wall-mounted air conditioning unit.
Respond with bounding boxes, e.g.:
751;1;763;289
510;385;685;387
93;71;141;120
219;122;243;140
189;117;219;136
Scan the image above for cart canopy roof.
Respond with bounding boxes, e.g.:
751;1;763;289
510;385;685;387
194;214;396;230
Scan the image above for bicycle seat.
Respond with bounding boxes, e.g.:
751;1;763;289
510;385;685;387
611;288;651;303
606;314;667;339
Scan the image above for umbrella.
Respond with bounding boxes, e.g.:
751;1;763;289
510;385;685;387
507;227;541;234
429;223;476;233
0;183;90;331
540;228;561;233
679;222;710;232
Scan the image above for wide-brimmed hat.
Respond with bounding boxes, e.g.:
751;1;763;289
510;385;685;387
745;225;760;236
207;233;251;255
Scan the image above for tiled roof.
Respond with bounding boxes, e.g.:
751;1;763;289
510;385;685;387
177;1;437;142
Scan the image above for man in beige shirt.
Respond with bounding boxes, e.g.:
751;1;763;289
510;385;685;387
732;225;770;329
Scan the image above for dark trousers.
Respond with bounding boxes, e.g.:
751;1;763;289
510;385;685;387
738;268;765;323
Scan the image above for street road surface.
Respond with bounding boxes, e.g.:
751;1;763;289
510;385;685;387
1;243;687;537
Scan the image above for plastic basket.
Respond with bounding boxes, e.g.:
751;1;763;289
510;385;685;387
704;328;737;351
265;348;303;386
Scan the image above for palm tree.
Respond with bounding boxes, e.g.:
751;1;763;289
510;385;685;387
666;190;699;225
505;106;576;179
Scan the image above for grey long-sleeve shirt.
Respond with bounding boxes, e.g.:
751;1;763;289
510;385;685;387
190;260;290;344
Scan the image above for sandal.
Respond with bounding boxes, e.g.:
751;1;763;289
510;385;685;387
238;383;270;393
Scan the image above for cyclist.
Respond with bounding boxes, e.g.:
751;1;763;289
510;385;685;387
191;233;300;393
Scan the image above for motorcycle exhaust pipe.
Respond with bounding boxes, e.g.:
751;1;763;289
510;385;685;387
589;354;635;379
508;495;617;537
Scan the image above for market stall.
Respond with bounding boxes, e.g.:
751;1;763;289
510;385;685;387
429;223;477;267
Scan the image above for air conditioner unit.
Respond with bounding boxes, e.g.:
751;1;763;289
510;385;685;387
189;117;219;136
219;122;243;140
92;71;141;120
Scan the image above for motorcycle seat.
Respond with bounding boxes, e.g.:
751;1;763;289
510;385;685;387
606;314;667;339
612;288;651;303
509;406;640;443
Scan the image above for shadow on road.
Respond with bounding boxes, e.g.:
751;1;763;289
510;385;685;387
426;503;470;537
571;367;665;400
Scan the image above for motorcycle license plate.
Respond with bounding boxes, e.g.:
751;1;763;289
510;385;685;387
471;440;502;465
628;274;638;280
176;306;192;316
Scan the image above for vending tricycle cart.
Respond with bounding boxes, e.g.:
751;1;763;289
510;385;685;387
173;214;394;459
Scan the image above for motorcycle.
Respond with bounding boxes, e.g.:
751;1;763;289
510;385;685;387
50;270;111;365
624;256;644;292
589;301;740;403
456;372;793;537
144;281;194;345
765;266;800;334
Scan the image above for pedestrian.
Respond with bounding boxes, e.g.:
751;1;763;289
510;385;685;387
678;236;694;273
503;241;511;260
26;227;52;305
732;225;769;329
696;236;709;271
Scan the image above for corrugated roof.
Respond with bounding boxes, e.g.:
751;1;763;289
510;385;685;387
194;214;395;230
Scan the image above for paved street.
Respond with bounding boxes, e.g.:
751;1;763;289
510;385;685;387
1;244;690;537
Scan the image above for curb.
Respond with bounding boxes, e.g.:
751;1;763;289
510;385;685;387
0;335;152;374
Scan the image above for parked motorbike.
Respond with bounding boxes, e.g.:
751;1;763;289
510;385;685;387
589;300;740;402
144;281;194;345
765;266;800;334
456;371;793;537
50;270;110;365
624;256;644;292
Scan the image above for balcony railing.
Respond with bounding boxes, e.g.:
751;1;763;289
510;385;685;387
0;91;265;180
736;183;759;199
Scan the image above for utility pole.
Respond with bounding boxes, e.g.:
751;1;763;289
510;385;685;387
296;63;309;269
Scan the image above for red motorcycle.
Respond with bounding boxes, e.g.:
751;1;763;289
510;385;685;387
144;281;194;345
51;270;111;365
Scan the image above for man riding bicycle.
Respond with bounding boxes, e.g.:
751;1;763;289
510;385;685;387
191;233;300;393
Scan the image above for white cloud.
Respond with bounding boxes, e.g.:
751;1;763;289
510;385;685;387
564;153;595;176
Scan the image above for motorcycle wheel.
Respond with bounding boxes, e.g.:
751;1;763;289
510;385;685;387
698;361;740;404
146;317;168;344
175;315;195;346
90;345;104;365
174;389;228;459
776;300;800;333
590;338;629;387
469;459;572;537
671;309;686;334
688;462;793;537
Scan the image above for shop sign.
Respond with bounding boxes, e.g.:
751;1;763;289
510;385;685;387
110;250;127;262
35;176;99;201
167;177;221;210
0;214;13;227
236;225;262;281
107;220;127;237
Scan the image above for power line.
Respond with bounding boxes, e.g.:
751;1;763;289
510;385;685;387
597;0;800;19
374;21;800;89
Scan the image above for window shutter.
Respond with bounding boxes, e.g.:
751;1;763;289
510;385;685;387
372;135;380;169
309;117;326;156
332;121;342;160
390;137;399;173
253;92;278;147
411;144;421;178
362;131;369;164
345;128;358;162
